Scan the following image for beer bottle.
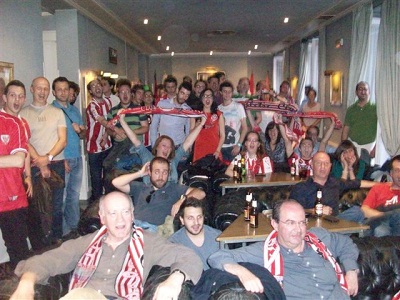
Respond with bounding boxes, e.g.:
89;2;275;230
237;160;243;183
241;156;246;179
290;158;296;177
250;197;258;228
233;159;239;182
244;191;252;221
315;188;323;217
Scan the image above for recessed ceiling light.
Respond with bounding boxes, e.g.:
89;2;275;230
248;50;251;55
110;74;119;79
171;52;175;56
144;19;148;24
254;45;258;50
166;46;170;51
284;17;289;23
103;72;111;77
157;36;161;41
210;51;213;55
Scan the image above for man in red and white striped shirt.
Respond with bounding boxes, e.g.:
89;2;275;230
86;79;113;203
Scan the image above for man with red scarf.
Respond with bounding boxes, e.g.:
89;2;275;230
209;199;360;299
11;191;202;299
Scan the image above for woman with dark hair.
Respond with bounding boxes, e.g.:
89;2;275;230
191;88;225;162
264;115;293;172
300;87;321;130
331;140;366;180
119;113;206;184
225;131;273;177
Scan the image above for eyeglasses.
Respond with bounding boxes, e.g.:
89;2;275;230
203;94;213;98
146;190;155;203
279;219;308;227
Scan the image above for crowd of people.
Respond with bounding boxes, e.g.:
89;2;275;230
1;71;399;299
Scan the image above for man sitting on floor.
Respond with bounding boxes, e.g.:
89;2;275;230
169;198;221;270
112;157;205;231
10;191;202;300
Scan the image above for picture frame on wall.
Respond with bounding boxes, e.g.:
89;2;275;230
109;47;118;64
197;70;224;81
330;71;343;106
0;61;14;85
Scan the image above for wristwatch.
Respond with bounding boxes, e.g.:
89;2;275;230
47;153;54;162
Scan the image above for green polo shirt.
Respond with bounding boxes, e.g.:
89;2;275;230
344;100;377;145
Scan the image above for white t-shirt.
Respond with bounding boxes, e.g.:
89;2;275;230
218;101;246;147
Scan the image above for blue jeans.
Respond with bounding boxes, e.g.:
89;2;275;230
338;206;365;223
63;157;83;235
369;209;400;237
88;149;111;203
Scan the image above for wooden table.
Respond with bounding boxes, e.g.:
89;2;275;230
220;172;302;195
217;213;370;248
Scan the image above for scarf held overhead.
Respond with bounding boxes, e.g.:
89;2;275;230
244;100;342;142
108;106;206;128
263;230;348;292
69;225;145;299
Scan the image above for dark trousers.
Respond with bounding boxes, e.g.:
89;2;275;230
88;149;111;203
31;161;66;240
0;208;30;269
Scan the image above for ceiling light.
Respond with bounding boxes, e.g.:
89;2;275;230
166;46;169;51
210;51;213;55
171;52;175;56
144;19;148;24
103;72;111;77
254;45;258;50
110;74;119;79
248;50;251;55
284;17;289;23
157;36;161;41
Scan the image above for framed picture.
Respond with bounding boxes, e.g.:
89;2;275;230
109;47;117;64
0;61;14;85
196;71;212;81
330;71;343;106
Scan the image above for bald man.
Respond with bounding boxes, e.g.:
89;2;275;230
20;77;67;246
11;191;202;300
290;152;375;222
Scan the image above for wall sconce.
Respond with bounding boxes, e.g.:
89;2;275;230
335;38;343;49
329;71;343;106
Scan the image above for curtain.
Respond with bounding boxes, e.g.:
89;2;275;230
376;0;400;156
347;1;372;107
298;42;308;104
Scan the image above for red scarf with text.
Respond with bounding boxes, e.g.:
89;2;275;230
263;230;348;292
69;225;144;299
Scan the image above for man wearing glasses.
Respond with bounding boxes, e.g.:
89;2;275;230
208;199;360;299
112;157;205;232
290;151;376;223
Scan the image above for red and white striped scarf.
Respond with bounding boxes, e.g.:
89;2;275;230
69;225;144;299
107;106;206;129
263;230;348;292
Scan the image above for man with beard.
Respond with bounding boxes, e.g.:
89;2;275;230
112;157;205;231
169;198;221;270
86;79;113;203
150;81;193;148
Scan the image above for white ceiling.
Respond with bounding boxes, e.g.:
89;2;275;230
41;0;366;55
